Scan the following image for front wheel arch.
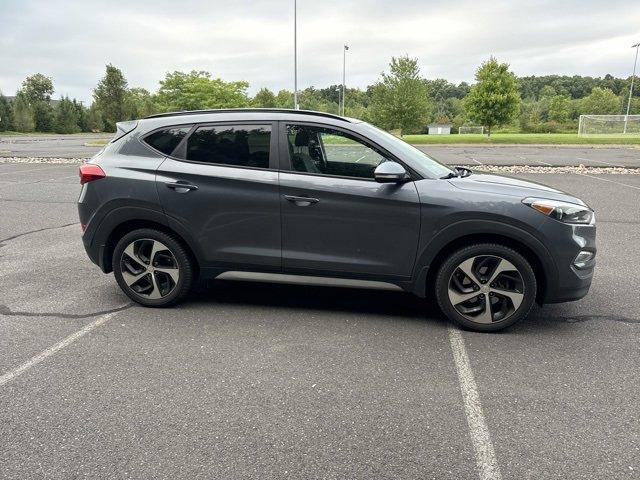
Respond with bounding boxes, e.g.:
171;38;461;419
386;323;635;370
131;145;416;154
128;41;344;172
422;231;549;305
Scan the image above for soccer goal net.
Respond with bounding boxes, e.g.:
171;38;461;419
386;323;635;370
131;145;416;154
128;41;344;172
458;126;484;135
578;115;640;136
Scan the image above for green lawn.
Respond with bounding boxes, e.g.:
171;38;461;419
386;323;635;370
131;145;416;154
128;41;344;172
3;131;640;147
0;131;103;136
402;133;640;145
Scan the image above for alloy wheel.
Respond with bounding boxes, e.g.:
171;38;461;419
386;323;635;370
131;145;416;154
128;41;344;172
447;255;525;324
120;239;180;299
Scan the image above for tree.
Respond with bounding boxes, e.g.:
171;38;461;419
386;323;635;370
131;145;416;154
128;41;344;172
87;104;104;132
464;57;521;136
33;102;55;132
93;64;129;131
11;93;35;132
368;56;431;134
275;89;294;108
155;71;249;111
18;73;56;132
21;73;54;104
72;99;90;132
0;92;13;131
580;87;620;115
127;87;156;118
54;96;80;134
252;88;278;108
547;95;571;123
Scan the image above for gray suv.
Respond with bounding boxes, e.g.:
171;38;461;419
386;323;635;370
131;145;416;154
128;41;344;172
78;109;596;332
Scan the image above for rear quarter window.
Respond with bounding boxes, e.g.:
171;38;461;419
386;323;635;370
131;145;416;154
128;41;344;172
143;127;191;156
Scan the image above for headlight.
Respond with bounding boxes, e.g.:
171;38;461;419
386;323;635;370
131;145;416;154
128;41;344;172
523;198;594;225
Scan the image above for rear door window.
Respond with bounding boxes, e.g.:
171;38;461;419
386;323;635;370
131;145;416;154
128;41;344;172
143;126;191;156
185;125;271;169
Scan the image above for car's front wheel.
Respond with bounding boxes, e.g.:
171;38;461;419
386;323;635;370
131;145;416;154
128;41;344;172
435;243;537;332
113;228;194;307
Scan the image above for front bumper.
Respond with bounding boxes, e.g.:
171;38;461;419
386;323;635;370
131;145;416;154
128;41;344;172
542;221;596;304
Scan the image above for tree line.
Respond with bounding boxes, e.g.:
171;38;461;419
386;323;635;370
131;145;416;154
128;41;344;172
1;57;639;135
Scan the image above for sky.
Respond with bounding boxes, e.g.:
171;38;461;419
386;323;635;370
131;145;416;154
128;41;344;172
1;0;639;104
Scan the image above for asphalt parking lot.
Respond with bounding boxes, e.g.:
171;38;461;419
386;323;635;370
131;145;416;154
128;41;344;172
1;161;639;479
2;133;640;168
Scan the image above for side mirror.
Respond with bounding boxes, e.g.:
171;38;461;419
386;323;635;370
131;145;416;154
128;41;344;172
374;161;410;183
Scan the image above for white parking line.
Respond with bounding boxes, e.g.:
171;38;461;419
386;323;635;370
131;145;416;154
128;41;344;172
576;156;624;168
575;172;640;191
0;312;117;387
448;325;502;480
0;164;68;176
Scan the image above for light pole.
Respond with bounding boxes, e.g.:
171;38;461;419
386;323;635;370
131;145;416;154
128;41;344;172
623;42;640;134
341;45;349;116
293;0;299;110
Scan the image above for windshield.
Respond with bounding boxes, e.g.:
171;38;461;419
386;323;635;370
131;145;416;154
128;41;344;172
359;123;454;178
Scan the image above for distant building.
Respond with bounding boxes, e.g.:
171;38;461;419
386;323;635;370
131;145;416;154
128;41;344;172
427;124;452;135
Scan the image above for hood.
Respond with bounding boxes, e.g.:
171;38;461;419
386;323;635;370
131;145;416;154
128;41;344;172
448;173;586;206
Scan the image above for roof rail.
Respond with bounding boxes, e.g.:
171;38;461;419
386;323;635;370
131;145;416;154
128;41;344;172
144;108;351;122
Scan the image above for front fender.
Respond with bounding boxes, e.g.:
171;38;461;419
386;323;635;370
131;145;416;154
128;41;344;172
412;218;558;297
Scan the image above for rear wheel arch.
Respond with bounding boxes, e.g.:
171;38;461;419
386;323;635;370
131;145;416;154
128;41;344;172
103;218;200;277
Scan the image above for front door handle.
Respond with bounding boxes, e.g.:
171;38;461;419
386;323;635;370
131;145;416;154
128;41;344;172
284;195;319;206
166;181;198;192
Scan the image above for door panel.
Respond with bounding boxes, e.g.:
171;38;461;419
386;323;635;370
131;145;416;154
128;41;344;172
156;159;281;268
280;172;420;277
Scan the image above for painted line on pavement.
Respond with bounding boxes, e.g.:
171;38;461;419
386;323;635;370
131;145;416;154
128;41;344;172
576;156;624;168
0;312;118;387
448;325;502;480
575;172;640;191
0;164;69;176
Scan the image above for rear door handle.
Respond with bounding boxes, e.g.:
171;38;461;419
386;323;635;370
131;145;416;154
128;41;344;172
166;181;198;192
284;195;319;206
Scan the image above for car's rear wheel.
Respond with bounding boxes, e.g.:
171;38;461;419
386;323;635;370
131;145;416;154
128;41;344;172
435;243;536;332
113;228;193;307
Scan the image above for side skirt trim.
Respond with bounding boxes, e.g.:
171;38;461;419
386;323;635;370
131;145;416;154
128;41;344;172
214;271;404;292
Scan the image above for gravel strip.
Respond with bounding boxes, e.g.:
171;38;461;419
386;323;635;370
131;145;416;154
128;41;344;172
1;157;639;175
0;157;86;164
468;165;640;175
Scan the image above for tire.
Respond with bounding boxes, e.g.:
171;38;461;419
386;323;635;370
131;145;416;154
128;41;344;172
435;243;536;332
113;228;194;307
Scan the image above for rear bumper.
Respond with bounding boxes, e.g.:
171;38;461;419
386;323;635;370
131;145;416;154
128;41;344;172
82;234;107;271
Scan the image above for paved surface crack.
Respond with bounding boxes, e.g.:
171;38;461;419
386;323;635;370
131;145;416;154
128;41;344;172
0;222;79;246
0;303;133;319
556;314;640;324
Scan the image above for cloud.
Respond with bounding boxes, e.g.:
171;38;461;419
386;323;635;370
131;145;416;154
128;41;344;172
1;0;639;103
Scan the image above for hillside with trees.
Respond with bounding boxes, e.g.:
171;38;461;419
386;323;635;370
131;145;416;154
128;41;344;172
1;58;639;134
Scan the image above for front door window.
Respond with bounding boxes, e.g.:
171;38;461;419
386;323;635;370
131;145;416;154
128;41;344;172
286;125;387;180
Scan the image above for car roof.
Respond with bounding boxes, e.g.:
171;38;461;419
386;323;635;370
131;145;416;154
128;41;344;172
140;108;361;129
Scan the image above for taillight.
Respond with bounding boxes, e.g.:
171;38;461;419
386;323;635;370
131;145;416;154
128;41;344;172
79;164;106;185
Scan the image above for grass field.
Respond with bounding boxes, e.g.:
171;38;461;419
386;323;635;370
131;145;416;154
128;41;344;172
402;133;640;145
0;131;103;136
85;132;640;147
3;131;640;147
